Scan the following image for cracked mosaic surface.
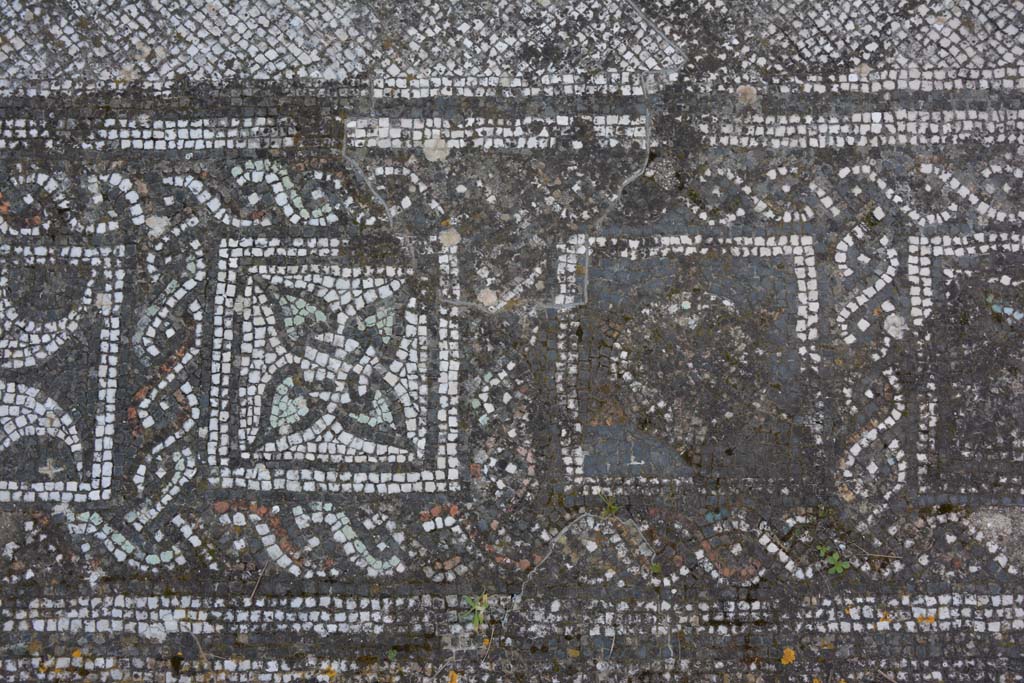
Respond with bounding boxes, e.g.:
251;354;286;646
2;0;1024;680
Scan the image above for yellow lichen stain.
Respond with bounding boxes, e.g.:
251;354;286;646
780;647;796;665
448;671;459;683
916;613;936;624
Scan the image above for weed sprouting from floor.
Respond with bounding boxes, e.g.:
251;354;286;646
464;593;490;631
817;545;852;575
599;495;620;518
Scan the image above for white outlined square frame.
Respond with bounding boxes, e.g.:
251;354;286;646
0;245;124;503
555;234;821;495
208;238;460;494
909;232;1023;497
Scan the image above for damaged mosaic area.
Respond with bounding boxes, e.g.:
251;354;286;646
2;0;1024;680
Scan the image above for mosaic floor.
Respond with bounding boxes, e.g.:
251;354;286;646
2;1;1024;680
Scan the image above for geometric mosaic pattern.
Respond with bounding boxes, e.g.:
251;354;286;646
2;1;1024;680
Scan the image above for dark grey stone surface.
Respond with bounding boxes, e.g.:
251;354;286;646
1;1;1023;680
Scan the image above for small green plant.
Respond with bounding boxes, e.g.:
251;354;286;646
464;593;490;631
817;545;852;575
650;562;662;576
386;648;398;663
600;495;620;518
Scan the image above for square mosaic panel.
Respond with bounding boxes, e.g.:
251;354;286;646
208;238;460;494
911;233;1024;503
557;234;822;495
0;245;124;503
